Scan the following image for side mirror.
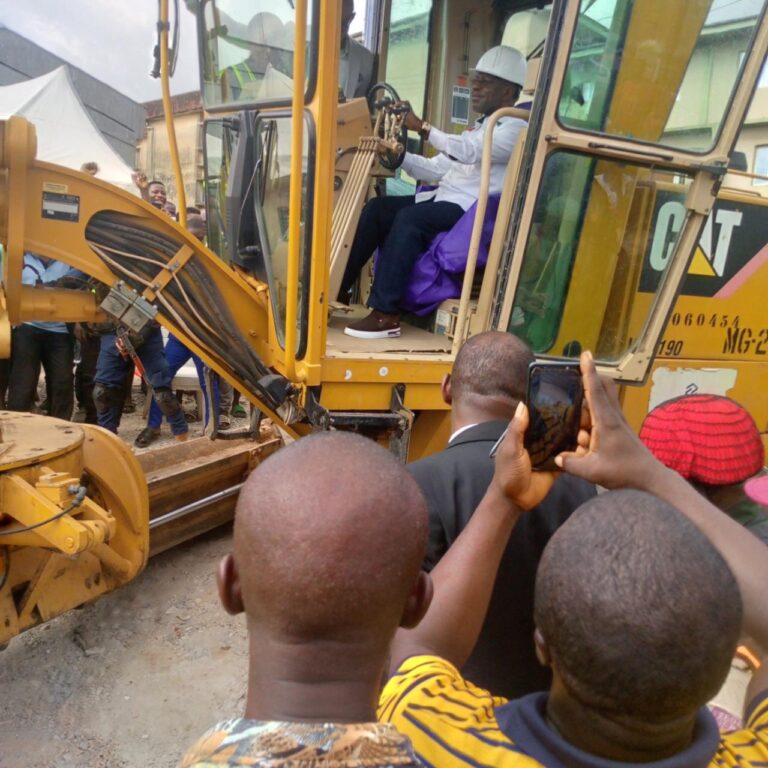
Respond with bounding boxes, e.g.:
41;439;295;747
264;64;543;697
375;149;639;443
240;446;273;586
728;151;748;172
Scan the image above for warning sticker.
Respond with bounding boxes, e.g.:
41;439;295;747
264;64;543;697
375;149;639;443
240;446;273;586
42;191;80;222
42;182;68;194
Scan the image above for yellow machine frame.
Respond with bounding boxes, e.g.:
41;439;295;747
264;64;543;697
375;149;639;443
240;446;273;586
0;0;767;642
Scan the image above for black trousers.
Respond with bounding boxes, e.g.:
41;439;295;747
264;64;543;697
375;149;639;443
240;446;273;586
0;358;9;408
75;333;100;423
7;324;74;420
340;195;464;314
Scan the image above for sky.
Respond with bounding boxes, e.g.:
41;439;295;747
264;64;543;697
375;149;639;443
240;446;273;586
0;0;199;102
0;0;367;104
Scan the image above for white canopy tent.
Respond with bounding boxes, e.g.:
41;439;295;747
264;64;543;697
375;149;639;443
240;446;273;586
0;67;137;189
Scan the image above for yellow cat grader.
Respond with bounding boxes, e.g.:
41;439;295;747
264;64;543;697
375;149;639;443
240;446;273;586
0;0;766;644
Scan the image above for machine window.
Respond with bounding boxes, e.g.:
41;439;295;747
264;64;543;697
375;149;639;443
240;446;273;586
508;150;694;361
203;119;234;260
558;0;767;153
253;113;313;352
754;144;768;185
383;0;433;195
200;0;315;111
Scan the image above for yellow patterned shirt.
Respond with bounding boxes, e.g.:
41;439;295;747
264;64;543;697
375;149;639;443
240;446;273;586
378;655;768;767
178;719;421;767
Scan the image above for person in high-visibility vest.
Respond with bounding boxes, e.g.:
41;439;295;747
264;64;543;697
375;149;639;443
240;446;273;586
223;12;285;101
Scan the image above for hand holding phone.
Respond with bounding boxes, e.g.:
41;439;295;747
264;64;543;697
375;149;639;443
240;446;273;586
524;362;583;470
489;362;584;471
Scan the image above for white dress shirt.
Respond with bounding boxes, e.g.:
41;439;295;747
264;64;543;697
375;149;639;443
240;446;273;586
448;423;479;444
400;116;527;211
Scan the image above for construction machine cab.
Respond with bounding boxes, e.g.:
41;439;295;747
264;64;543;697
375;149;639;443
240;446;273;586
0;0;766;647
196;0;768;384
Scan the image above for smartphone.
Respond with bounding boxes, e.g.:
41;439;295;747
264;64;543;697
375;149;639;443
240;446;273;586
524;362;584;471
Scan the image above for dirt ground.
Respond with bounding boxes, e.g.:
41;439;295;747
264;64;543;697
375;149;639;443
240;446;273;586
0;526;249;768
0;384;257;767
87;381;243;452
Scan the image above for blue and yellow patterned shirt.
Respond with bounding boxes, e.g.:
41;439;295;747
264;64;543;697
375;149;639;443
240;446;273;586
378;655;768;767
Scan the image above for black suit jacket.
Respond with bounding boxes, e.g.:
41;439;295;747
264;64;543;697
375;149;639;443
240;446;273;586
407;420;597;699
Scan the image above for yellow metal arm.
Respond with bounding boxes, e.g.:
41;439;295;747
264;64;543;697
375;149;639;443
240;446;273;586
0;414;149;644
0;116;302;436
0;473;112;553
16;285;104;324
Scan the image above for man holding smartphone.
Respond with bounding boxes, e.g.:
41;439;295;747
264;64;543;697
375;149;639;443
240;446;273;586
381;352;768;766
407;331;596;698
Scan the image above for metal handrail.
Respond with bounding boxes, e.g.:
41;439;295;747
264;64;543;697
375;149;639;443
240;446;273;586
451;107;530;354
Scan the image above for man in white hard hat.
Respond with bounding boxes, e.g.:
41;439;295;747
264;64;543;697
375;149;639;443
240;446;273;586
341;46;527;340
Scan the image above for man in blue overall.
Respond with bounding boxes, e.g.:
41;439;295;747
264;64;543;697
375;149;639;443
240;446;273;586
93;325;189;444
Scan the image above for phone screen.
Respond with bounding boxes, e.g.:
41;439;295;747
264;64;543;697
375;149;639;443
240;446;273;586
524;363;584;471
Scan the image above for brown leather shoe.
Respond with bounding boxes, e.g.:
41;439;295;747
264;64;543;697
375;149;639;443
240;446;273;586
344;310;401;339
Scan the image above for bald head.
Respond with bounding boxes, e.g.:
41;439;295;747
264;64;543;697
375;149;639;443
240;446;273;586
450;331;534;409
535;490;742;721
232;432;428;643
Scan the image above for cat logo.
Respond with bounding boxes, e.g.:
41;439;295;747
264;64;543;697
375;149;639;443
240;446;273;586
641;196;761;297
649;201;742;278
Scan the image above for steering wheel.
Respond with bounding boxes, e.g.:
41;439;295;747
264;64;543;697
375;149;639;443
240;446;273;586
366;82;408;171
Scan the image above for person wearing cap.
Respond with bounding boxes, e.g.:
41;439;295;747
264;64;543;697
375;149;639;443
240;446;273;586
341;45;528;339
195;1;372;101
224;12;287;101
639;394;768;544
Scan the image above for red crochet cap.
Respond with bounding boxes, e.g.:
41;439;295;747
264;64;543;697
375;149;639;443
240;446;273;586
639;394;764;486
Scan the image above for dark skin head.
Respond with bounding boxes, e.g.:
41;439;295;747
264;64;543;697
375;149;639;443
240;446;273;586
186;214;207;242
534;490;741;761
443;331;534;431
470;72;521;116
246;12;282;69
218;431;432;723
147;181;167;207
404;73;520;131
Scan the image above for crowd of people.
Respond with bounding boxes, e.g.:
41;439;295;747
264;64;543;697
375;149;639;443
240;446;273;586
3;28;767;764
1;170;245;448
175;334;767;767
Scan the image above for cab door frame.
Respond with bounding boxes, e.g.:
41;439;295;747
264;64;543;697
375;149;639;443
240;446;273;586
490;0;768;382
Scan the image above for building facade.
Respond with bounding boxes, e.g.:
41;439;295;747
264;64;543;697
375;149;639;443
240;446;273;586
136;91;204;208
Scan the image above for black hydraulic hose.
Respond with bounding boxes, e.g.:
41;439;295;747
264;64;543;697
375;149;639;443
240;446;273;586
98;252;263;389
0;486;88;537
85;213;284;409
90;217;178;257
87;221;171;262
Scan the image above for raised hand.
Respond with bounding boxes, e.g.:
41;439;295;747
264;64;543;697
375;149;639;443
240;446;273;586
492;401;557;511
131;171;148;190
555;351;660;490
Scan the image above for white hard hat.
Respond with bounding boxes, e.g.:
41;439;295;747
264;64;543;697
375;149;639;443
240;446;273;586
248;12;284;45
472;46;527;87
